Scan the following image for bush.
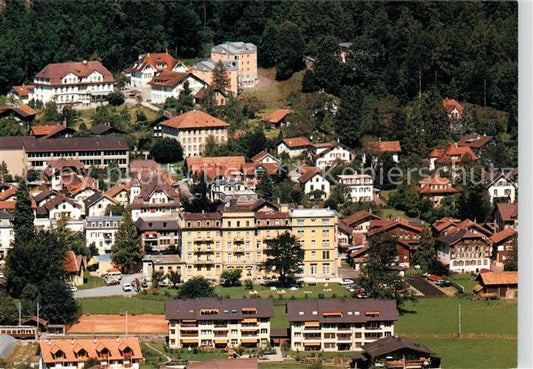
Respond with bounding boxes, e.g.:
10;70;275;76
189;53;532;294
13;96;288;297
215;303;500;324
107;92;125;106
245;279;253;290
150;138;184;164
318;293;325;299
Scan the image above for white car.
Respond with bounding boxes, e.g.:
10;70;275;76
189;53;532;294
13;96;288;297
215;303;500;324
340;279;354;285
122;283;132;292
68;285;78;293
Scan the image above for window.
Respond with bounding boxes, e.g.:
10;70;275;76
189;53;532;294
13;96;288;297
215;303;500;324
322;263;330;275
322;251;330;259
310;264;317;274
311;251;316;260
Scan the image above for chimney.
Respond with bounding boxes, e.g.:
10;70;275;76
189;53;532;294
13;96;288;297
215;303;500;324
82;60;87;65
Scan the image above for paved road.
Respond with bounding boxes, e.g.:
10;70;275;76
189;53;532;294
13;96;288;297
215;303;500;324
74;273;144;298
405;275;445;297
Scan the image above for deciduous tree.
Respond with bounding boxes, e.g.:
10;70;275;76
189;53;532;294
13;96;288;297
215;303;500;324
177;277;216;298
264;232;303;286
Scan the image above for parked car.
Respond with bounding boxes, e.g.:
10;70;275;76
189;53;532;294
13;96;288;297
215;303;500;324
436;279;452;287
340;278;354;285
289;285;300;291
356;292;372;299
122;283;132;292
68;285;78;293
106;279;120;286
142;280;148;288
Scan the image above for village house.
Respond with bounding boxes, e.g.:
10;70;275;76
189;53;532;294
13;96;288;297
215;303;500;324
490;228;517;268
297;167;330;200
210;179;249;202
129;51;187;88
337;174;374;203
36;195;83;221
240;162;279;189
160;110;230;157
149;71;207;104
428;143;478;171
38;337;143;369
30;123;75;139
417;174;458;207
30;60;114;109
485;171;516;203
457;133;495;156
85;216;122;254
442;98;464;120
351;336;441;369
84;192;118;218
210;42;259;90
165;298;272;349
63;250;86;286
135;216;180;253
0;104;37;124
277;137;312;158
250;150;280;165
9;85;35;104
437;229;492;273
261;109;293;129
287;299;397;352
90;123;125;136
192;59;239;94
495;202;518;232
473;271;518;299
363;140;402;164
142;254;185;283
130;181;181;221
43;159;85;191
104;184;130;207
310;141;354;170
337;210;382;249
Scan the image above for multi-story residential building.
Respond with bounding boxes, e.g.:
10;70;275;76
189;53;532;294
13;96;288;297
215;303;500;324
290;208;338;282
277;137;312;158
437;229;492;273
210;42;258;90
457;133;495;157
149;71;207;104
192;59;239;94
363;140;402;164
490;228;517;268
130;181;181;221
297;168;330;200
84;192;118;217
417;174;458;207
0;210;13;260
38;337;143;369
165;298;272;349
0;136;129;177
309;142;354;170
129;52;187;88
136;216;180;253
429;143;478;171
495;202;518;232
337;174;374;203
160;110;229;157
85;216;122;254
30;61;114;109
143;254;185;283
35;195;83;221
287;299;397;352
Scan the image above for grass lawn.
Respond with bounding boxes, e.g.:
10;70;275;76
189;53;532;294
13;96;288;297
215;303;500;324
272;303;289;329
447;273;478;294
214;283;352;300
397;298;517;337
417;338;516;369
380;208;421;221
78;296;165;314
245;68;304;109
78;274;106;290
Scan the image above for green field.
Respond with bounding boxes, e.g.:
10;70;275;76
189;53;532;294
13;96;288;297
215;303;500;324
214;283;351;300
417;338;517;369
78;296;165;314
78;274;106;290
397;298;517;337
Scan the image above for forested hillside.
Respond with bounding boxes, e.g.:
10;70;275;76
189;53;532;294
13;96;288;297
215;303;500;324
0;1;517;119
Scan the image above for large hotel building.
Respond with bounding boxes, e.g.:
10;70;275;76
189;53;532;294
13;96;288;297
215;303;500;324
178;201;339;283
165;298;273;349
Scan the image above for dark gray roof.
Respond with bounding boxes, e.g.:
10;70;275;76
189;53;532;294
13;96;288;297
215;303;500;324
361;336;437;358
33;188;58;203
0;210;13;220
0;136;129;152
90;124;125;136
135;217;179;231
436;229;486;246
286;299;398;323
165;298;273;321
83;191;105;208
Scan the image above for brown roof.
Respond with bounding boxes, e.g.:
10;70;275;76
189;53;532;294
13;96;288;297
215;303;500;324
457;134;494;149
367;218;424;237
478;271;518;286
365;140;402;153
35;61;114;86
241;163;279;176
31;124;67;137
14;104;37;117
42;194;81;211
0;186;17;201
287;299;398;323
11;85;34;97
25;136;128;152
496;202;518;222
442;98;464;119
161;110;229;130
104;184;129;199
362;336;437;358
261;109;293;123
281;137;312;148
250;150;278;163
437;229;489;246
297;167;323;184
165;298;273;320
490;228;517;244
149;70;197;87
129;159;159;173
39;338;142;364
182;212;222;222
47;158;85;172
431;217;459;233
63;250;85;273
342;211;382;227
188;358;258;369
130;52;178;73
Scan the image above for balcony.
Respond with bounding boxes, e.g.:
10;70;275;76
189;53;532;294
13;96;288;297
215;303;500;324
337;335;352;342
194;237;214;244
181;333;199;337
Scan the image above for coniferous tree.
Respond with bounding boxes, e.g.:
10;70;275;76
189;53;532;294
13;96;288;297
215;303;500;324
263;232;303;286
275;21;305;80
256;173;274;201
177;277;216;298
212;61;229;91
111;212;143;274
335;86;364;148
13;180;35;246
258;20;279;68
412;228;437;271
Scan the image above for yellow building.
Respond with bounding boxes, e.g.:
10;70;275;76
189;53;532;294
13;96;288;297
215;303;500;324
179;202;339;283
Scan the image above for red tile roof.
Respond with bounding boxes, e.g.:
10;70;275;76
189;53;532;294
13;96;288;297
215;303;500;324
148;70;192;87
0;186;17;201
297;167;322;184
496;202;518;222
489;228;517;244
430;143;478;163
431;217;459;233
281;137;312;148
365;140;401;153
479;271;517;286
250;150;278;163
30;124;68;137
63;250;85;273
457;134;494;149
35;61;114;85
418;174;457;194
161;110;229;130
342;211;382;227
261;109;293;123
11;85;34;97
39;337;142;364
130;52;178;73
442;98;464;119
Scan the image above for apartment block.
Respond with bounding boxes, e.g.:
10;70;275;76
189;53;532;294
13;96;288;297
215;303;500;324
290;208;339;282
165;298;273;349
85;216;122;255
287;299;398;352
337;174;374;203
211;42;258;90
135;216;180;253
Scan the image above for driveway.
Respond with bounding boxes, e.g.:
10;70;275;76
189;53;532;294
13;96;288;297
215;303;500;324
405;275;446;297
74;273;144;298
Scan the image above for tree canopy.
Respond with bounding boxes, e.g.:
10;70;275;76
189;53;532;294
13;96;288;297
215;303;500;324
263;231;303;285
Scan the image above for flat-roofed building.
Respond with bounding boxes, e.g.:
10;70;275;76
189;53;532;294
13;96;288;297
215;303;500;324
211;42;258;90
85;216;123;254
287;299;398;352
337;174;374;203
136;216;180;253
165;298;273;349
